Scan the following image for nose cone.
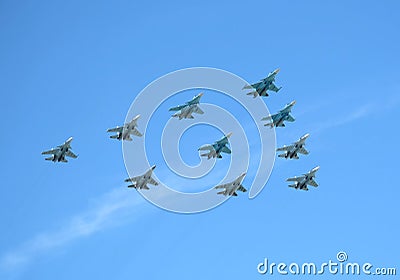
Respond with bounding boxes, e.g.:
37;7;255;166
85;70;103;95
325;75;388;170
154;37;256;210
226;132;233;138
240;172;247;178
302;133;310;140
66;137;73;143
312;166;320;173
273;68;280;74
151;165;156;170
134;114;141;120
197;92;204;97
289;100;296;106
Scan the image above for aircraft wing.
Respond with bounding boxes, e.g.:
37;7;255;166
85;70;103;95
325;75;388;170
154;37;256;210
41;148;59;155
125;176;141;183
220;146;231;154
287;176;305;182
131;128;143;137
308;179;318;187
148;177;159;186
286;114;295;122
66;150;78;158
107;126;123;133
298;147;309;155
269;82;281;92
169;104;187;111
215;183;230;190
198;144;214;151
237;185;247;192
193;106;204;114
243;82;262;90
261;113;276;121
277;145;294;151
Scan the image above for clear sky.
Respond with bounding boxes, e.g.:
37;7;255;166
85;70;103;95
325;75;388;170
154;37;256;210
0;0;399;279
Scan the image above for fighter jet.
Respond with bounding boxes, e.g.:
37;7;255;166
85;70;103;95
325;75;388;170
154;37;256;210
262;100;296;128
277;133;310;159
243;68;282;98
107;114;142;141
198;132;232;159
41;137;78;163
169;93;204;119
125;165;159;190
215;173;247;196
287;166;320;191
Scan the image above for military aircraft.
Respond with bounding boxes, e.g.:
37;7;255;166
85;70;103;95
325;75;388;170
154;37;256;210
169;93;204;119
125;165;159;190
41;137;78;162
215;173;247;196
107;114;142;141
198;132;232;159
287;166;320;191
262;100;296;128
277;133;310;159
243;68;282;98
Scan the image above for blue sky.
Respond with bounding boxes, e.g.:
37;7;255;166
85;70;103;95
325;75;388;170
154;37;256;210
0;0;399;279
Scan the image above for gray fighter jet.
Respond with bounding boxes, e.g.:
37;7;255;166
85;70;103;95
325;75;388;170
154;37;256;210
262;100;296;128
41;137;78;162
198;132;232;159
125;165;159;190
243;68;282;98
215;173;247;196
277;133;310;159
287;166;320;191
107;114;142;141
169;93;204;119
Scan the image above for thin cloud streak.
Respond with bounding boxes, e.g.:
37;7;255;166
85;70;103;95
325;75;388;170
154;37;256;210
1;188;143;272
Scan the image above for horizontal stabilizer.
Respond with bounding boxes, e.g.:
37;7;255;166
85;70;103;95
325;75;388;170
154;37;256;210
298;147;309;155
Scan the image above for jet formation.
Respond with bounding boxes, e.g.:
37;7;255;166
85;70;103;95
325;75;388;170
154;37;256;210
243;68;282;98
198;132;232;159
42;68;320;199
107;114;142;141
41;137;77;163
169;93;204;119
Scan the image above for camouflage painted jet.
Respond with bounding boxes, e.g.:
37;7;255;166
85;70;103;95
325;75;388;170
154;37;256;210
287;166;320;191
198;132;232;159
169;93;204;119
215;173;247;196
107;114;142;141
125;165;159;190
243;68;282;98
262;100;296;128
41;137;78;163
277;133;310;159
